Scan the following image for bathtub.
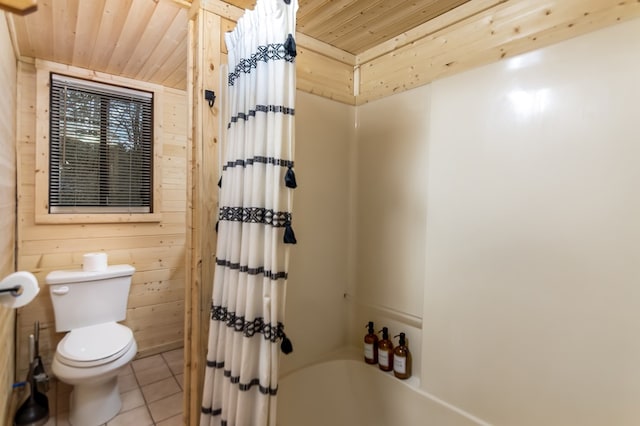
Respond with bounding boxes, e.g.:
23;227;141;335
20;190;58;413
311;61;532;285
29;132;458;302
277;358;488;426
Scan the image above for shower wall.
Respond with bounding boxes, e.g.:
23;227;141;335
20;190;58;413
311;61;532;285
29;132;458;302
348;85;431;382
422;17;640;426
348;16;640;426
282;91;355;374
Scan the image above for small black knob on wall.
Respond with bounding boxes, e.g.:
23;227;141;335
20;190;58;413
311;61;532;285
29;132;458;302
204;90;216;107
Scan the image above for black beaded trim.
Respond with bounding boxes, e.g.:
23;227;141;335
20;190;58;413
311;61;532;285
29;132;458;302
222;156;294;171
211;304;286;342
201;406;222;416
229;43;295;87
218;206;292;227
215;258;288;280
228;104;295;129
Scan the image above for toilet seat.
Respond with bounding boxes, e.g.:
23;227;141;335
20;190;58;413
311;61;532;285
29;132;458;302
56;322;134;368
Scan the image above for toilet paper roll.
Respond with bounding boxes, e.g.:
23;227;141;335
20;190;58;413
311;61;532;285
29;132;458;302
83;252;108;272
0;271;40;308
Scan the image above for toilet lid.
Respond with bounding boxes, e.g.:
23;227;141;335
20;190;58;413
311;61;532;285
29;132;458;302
57;322;133;363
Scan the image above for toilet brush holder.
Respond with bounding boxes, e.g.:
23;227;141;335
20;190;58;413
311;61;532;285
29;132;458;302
14;334;49;426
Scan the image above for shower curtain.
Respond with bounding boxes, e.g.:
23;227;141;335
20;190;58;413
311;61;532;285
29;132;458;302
201;1;298;425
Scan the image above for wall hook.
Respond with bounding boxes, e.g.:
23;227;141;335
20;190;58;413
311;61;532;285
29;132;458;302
204;90;216;107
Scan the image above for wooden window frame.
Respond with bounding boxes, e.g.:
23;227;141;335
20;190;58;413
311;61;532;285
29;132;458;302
35;60;163;224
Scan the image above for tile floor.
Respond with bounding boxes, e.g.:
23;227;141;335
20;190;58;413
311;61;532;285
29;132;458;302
43;347;184;426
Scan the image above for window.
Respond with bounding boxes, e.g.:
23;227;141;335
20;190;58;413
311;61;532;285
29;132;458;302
49;74;153;214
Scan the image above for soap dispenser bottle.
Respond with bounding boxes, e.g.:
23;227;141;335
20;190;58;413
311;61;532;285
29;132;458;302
364;322;378;364
393;333;412;379
377;327;394;372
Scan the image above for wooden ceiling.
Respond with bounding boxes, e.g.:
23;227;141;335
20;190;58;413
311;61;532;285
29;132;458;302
224;0;472;54
8;0;190;90
6;0;473;91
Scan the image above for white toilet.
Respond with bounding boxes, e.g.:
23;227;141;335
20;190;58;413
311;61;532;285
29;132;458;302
46;263;137;426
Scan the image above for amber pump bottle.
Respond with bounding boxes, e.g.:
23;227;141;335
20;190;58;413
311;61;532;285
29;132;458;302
393;333;412;379
364;322;378;364
377;327;394;372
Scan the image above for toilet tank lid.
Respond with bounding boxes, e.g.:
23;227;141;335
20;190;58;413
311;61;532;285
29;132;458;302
46;264;135;285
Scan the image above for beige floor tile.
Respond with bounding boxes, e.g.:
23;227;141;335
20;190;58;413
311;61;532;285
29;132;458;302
56;382;72;414
117;364;133;377
46;380;57;417
135;363;173;386
132;354;166;373
56;411;71;426
106;405;154;426
148;391;183;423
156;413;184;426
175;373;184;390
166;358;183;375
118;372;139;393
119;387;145;412
161;348;184;363
141;376;181;403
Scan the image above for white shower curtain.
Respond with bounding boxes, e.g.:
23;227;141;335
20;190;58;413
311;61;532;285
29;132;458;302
200;1;298;425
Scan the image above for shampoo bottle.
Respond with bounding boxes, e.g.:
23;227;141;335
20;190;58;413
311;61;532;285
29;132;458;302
377;327;394;372
393;333;412;379
364;322;378;364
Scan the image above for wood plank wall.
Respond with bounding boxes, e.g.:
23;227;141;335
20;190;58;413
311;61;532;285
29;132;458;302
198;0;640;107
199;0;356;105
0;11;17;426
184;3;357;422
356;0;640;104
184;8;222;423
14;60;188;377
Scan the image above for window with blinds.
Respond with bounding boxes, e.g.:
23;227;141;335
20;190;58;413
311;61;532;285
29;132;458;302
49;73;153;214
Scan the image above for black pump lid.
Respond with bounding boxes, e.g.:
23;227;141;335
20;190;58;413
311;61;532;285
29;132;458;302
366;321;375;333
395;332;406;346
379;327;389;339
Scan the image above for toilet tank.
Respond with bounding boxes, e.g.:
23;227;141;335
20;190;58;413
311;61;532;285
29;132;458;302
46;264;135;332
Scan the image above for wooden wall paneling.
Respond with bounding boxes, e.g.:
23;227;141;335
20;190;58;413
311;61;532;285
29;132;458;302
15;59;188;378
296;45;355;104
201;0;357;105
357;0;640;104
186;6;222;424
184;16;196;425
220;17;235;54
355;0;507;65
0;11;16;426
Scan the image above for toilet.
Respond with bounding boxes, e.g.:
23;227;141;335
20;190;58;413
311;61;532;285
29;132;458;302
46;263;137;426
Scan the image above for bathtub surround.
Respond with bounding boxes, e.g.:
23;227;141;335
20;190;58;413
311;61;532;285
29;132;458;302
200;1;299;425
277;358;486;426
339;17;640;426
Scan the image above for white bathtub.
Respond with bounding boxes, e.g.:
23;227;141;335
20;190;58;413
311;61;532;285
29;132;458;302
277;359;487;426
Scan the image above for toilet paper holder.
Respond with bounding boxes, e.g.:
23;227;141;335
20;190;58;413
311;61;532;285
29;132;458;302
0;271;40;308
0;284;23;297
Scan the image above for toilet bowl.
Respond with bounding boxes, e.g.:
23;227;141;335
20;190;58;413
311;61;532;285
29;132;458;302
46;262;137;426
51;322;137;425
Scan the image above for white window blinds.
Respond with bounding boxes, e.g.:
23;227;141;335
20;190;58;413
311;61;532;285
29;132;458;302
49;73;153;214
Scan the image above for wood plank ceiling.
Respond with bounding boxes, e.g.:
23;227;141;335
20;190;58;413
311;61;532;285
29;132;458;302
6;0;472;91
224;0;472;54
8;0;190;90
